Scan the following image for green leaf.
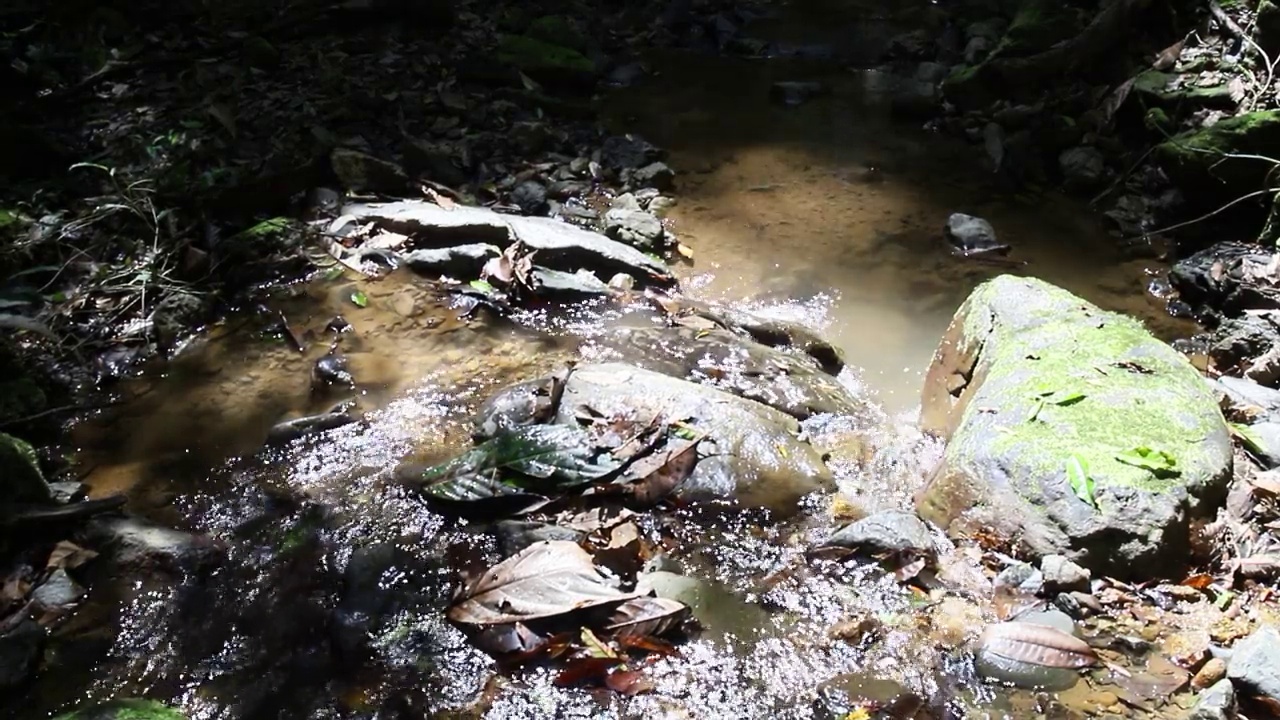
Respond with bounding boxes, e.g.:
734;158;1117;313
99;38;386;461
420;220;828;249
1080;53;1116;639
1230;422;1265;455
1027;397;1046;422
350;290;368;308
469;279;496;294
1048;391;1086;406
1115;446;1179;477
1066;454;1097;509
322;266;345;281
412;425;622;512
1213;588;1235;610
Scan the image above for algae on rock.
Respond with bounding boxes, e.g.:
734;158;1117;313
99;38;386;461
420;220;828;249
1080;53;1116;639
52;698;187;720
1154;111;1280;203
917;276;1231;578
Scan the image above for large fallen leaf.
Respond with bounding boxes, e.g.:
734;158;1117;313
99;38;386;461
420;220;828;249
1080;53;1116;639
605;596;690;638
416;425;622;506
977;621;1098;669
47;541;99;570
448;540;641;626
618;437;699;505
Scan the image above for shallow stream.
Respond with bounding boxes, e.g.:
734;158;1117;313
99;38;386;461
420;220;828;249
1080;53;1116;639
28;7;1206;720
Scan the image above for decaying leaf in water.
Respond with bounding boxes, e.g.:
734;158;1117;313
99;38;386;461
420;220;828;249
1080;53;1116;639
1181;574;1214;590
47;541;98;570
605;596;690;638
581;627;619;659
616;634;681;656
977;621;1098;669
605;668;656;696
448;540;641;626
554;656;626;688
619;437;700;506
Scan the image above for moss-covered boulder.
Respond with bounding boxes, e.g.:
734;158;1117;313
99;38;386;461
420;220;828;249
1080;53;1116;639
1;431;49;505
998;0;1082;57
1154;111;1280;204
53;698;187;720
916;276;1231;578
495;34;595;89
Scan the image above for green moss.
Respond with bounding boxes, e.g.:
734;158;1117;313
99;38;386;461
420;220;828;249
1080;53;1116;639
1000;0;1080;56
237;216;292;239
1133;70;1234;105
496;34;594;76
53;699;187;720
1154;110;1280;197
952;277;1227;495
526;15;587;52
0;431;48;504
1144;107;1173;135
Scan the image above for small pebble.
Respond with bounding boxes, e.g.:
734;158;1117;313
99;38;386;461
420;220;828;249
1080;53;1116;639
1192;657;1227;690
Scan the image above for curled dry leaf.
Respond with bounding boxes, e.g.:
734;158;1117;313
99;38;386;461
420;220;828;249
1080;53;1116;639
977;621;1098;670
605;596;690;639
605;669;656;696
46;541;98;570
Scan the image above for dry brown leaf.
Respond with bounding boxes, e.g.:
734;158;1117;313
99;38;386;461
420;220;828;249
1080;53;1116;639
605;669;656;696
47;541;98;570
978;621;1098;669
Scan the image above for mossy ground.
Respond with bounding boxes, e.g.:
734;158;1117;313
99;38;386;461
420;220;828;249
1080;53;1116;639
496;34;594;75
53;699;186;720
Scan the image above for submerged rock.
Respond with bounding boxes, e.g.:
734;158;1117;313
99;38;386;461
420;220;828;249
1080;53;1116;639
343;200;674;286
52;699;187;720
917;276;1232;577
826;510;936;558
653;297;846;375
590;326;870;420
477;363;834;512
84;517;223;572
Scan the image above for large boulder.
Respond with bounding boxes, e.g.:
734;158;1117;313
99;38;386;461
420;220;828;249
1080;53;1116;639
342;200;674;287
916;276;1232;577
476;363;835;512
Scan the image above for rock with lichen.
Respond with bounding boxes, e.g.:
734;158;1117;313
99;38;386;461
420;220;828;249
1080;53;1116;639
916;275;1232;578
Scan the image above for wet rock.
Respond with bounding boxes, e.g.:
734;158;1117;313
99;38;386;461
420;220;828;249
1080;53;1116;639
48;481;86;504
403;139;467;186
49;698;187;720
827;510;936;558
479;363;835;512
1040;554;1091;594
1192;658;1228;690
1208;313;1280;372
945;213;1010;256
510;180;549;216
153;292;209;348
0;431;49;505
1058;146;1106;192
330;148;409;194
31;568;85;610
312;352;353;387
654;297;846;375
266;407;359;445
1189;679;1236;720
1170;242;1280;318
591;326;870;420
601;134;662;170
611;193;641;211
1156;111;1280;206
333;542;430;661
770;81;826;107
637;570;766;639
814;673;923;720
0;619;44;692
1214;375;1280;421
604;208;665;251
633;161;675;191
528;267;612;298
917;276;1233;577
85;516;223;572
995;562;1044;594
401;243;498;278
344;200;674;286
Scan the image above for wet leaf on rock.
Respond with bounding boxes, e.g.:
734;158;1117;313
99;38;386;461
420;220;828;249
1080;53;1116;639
1116;447;1179;477
415;424;622;507
581;627;619;658
617;437;699;506
554;656;626;688
349;290;369;308
978;621;1098;669
46;541;98;570
448;540;641;627
1066;454;1098;509
605;596;690;639
605;668;656;696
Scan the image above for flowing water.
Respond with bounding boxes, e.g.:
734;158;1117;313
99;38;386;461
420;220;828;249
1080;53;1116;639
24;9;1204;720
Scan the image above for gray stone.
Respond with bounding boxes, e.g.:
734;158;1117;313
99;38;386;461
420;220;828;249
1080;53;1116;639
610;192;642;211
529;267;612;298
945;213;1010;255
48;481;85;503
601;134;662;170
1040;554;1092;593
30;568;85;610
827;511;937;558
1243;421;1280;468
1215;375;1280;422
403;139;467;186
1189;679;1236;720
917;276;1234;578
343;199;674;286
401;243;499;278
604;208;665;251
1227;625;1280;705
1059;146;1106;192
0;619;44;692
964;36;993;64
330;148;409;194
634;161;675;191
1208;313;1280;372
85;517;223;571
995;563;1044;594
656;296;846;375
510;180;549;216
915;62;950;85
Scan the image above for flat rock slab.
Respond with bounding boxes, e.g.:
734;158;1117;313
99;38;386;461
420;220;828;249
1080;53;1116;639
917;275;1231;578
343;200;674;286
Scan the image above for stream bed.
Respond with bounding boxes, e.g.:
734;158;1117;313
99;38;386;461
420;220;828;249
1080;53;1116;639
24;14;1213;720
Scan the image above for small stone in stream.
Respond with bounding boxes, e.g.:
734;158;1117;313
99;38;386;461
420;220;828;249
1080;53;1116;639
330;148;409;194
313;352;354;387
1192;657;1228;690
154;292;209;349
0;619;45;691
30;568;84;610
608;273;635;291
1189;678;1236;720
529;267;613;297
995;563;1044;595
85;517;223;571
1214;375;1280;421
1041;554;1091;593
601;134;663;170
770;81;826;107
1241;421;1280;468
649;196;677;216
1059;146;1106;192
48;481;86;504
634;161;675;191
604;208;665;251
325;316;352;334
1226;625;1280;704
510;180;549;216
945;213;1010;255
555;202;598;225
610;192;642;211
401;244;499;278
826;510;936;558
569;156;591;176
